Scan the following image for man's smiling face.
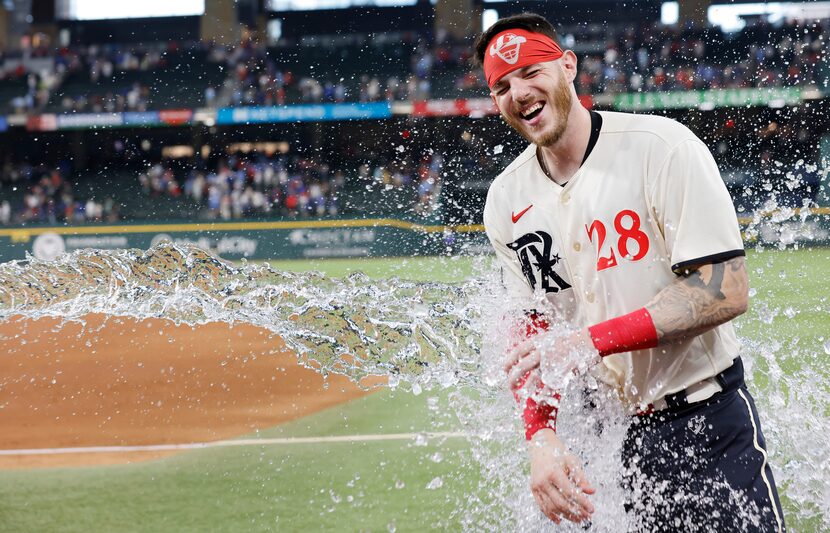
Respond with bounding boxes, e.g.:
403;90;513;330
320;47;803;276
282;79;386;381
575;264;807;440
490;60;573;147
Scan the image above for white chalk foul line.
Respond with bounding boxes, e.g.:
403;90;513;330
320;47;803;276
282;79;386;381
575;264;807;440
0;431;468;456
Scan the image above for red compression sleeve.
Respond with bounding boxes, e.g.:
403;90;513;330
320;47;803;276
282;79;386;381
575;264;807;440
513;313;559;440
587;307;658;357
522;384;560;440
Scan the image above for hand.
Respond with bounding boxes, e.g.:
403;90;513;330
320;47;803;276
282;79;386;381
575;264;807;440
503;336;543;394
529;429;596;524
539;328;600;391
504;328;599;393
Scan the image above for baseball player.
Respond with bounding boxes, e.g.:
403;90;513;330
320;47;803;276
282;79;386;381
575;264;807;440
475;13;785;531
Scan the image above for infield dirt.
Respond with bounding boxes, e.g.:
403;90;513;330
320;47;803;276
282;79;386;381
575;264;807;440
0;314;381;469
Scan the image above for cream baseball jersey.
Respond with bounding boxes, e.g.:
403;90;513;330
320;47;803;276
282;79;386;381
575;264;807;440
483;110;745;409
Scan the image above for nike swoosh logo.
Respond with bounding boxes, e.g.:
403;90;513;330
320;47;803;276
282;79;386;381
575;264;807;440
511;204;533;223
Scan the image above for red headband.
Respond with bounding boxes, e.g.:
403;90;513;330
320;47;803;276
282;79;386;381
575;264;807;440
483;28;564;88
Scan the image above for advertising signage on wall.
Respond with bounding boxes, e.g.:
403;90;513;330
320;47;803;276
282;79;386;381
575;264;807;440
0;219;489;262
22;105;389;131
411;98;498;118
0;219;490;263
25;110;195;131
215;102;392;125
614;87;804;111
13;89;812;132
1;210;828;264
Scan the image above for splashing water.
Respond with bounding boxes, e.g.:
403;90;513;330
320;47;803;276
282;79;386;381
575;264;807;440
0;241;828;530
0;243;479;385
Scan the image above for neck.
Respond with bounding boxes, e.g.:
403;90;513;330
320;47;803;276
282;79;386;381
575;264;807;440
537;105;592;185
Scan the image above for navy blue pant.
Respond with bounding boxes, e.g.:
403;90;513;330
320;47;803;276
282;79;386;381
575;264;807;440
621;362;785;532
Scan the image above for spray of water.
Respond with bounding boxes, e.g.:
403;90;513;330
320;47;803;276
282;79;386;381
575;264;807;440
0;237;827;530
0;243;479;386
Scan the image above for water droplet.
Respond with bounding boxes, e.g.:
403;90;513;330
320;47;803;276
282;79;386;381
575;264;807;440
425;477;443;490
388;374;400;389
756;302;776;324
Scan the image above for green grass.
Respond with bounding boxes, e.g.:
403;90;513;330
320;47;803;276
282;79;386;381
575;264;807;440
253;255;478;283
0;391;469;532
740;247;830;343
1;249;828;532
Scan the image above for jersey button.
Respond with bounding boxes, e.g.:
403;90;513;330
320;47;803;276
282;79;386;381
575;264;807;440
561;193;571;204
573;242;581;252
586;292;596;303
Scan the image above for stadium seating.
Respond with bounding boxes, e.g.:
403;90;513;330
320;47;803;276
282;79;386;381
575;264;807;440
44;45;225;112
0;77;32;113
1;19;827;226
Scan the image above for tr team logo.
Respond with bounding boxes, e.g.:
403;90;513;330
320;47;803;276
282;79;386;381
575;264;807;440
507;231;572;293
489;33;527;65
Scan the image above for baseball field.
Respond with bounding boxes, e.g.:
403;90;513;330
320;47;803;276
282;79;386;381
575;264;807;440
0;249;827;531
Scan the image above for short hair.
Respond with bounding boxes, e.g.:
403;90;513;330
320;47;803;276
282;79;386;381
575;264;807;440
474;13;560;67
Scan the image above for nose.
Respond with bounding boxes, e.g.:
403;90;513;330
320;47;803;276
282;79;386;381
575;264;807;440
509;78;532;104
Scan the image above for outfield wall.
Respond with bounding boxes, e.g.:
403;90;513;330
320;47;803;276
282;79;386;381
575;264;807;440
0;219;492;263
1;209;828;263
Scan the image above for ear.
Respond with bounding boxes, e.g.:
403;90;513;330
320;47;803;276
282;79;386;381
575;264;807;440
560;50;578;83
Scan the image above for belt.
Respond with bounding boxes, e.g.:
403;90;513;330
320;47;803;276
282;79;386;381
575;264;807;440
636;357;745;416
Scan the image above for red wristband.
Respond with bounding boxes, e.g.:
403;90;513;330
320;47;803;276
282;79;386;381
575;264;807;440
523;312;549;338
523;391;560;440
511;312;559;440
588;307;658;357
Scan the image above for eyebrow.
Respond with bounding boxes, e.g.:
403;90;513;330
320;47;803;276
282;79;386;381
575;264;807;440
491;65;538;92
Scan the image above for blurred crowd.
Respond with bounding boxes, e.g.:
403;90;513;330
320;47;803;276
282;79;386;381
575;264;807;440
221;33;427;107
0;162;118;225
137;150;442;221
0;121;817;226
223;19;830;104
1;17;828;226
575;21;829;95
2;40;212;113
55;82;150;113
3;17;830;113
140;152;344;219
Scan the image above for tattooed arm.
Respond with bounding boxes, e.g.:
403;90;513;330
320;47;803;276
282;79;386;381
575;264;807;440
645;256;748;344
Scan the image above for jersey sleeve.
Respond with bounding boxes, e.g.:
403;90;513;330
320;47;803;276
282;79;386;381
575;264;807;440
485;185;559;439
483;189;533;301
648;138;745;274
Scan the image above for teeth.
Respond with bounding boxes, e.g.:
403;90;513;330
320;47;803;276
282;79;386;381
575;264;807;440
521;102;543;118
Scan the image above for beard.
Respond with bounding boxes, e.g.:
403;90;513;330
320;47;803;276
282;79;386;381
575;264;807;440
504;75;573;147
